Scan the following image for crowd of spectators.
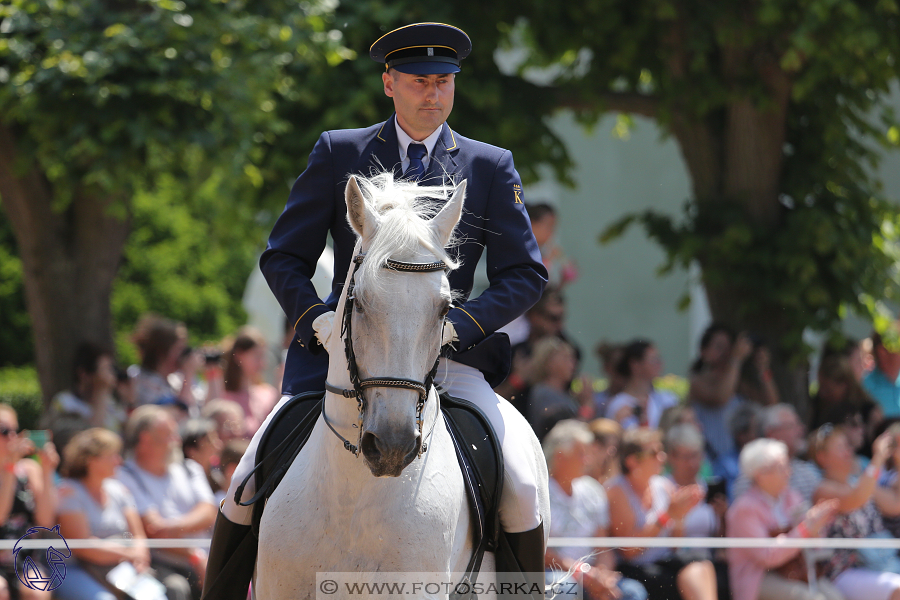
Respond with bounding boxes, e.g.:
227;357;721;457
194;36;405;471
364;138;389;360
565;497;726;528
0;315;278;600
519;284;900;600
1;251;900;600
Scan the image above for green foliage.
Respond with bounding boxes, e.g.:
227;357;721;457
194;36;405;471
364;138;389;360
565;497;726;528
0;206;32;367
517;0;900;361
0;366;42;429
112;164;262;360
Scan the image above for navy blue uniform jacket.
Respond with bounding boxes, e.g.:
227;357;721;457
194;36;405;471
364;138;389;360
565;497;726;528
261;114;548;395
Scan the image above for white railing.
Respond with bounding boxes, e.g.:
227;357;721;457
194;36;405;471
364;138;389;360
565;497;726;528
2;537;900;550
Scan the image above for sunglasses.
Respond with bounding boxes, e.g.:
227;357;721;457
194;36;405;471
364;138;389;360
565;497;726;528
814;422;835;445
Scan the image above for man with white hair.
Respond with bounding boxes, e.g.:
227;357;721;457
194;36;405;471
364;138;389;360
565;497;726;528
543;420;647;600
731;403;821;501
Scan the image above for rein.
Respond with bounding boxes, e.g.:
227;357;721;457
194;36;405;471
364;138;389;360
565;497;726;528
323;253;447;457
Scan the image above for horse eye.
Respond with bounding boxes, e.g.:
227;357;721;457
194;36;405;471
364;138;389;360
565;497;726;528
355;303;365;314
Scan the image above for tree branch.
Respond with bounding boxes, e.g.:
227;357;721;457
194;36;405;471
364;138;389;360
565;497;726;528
556;91;661;119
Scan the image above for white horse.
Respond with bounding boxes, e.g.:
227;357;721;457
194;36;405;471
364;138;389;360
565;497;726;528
254;174;549;599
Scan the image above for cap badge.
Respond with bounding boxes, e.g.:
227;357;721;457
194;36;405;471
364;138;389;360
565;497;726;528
427;47;434;56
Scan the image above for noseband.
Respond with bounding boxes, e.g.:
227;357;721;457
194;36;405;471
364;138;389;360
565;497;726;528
324;253;447;457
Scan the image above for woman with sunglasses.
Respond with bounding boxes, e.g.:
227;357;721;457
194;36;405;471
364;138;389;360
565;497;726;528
0;404;59;600
812;423;900;600
606;428;718;600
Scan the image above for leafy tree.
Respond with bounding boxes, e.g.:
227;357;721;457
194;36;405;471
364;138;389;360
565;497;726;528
0;0;345;402
0;205;32;367
506;0;900;407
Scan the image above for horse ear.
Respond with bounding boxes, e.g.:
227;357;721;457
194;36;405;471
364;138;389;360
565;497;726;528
346;176;379;238
431;179;466;247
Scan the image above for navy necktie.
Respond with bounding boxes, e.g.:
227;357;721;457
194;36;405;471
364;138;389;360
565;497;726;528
405;143;427;180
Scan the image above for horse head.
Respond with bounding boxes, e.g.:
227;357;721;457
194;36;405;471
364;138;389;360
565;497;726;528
343;174;465;477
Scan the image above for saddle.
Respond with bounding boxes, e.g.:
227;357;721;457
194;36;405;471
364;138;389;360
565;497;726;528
245;390;505;594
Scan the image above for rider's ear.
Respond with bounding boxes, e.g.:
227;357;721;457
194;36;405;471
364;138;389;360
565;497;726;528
431;179;465;248
346;176;380;239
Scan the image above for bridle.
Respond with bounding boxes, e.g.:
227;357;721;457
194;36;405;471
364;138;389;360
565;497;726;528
323;253;447;458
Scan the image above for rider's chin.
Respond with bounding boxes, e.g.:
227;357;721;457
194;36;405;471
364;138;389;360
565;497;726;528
360;430;421;477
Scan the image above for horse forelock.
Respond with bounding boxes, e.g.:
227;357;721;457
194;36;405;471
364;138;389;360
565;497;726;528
352;172;461;305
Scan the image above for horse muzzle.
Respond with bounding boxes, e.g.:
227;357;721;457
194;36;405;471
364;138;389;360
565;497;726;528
360;429;422;477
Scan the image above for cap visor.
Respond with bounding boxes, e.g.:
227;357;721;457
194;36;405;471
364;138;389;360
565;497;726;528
391;62;460;75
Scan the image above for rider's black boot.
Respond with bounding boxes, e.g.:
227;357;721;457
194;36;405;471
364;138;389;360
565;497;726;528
497;521;545;600
201;510;257;600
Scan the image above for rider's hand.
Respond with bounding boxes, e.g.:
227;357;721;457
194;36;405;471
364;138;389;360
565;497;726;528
441;320;458;349
313;311;336;351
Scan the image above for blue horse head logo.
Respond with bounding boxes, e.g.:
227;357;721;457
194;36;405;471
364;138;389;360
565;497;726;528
13;524;71;591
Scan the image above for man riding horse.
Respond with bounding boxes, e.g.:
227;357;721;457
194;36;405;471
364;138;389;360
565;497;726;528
203;22;549;598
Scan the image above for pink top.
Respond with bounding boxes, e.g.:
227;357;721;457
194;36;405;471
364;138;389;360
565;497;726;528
726;486;808;600
222;383;280;436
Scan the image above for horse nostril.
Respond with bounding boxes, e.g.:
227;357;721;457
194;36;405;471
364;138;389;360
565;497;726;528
360;431;382;461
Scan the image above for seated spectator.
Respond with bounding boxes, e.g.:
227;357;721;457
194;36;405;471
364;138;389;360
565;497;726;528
606;428;718;600
664;425;726;546
659;405;701;436
736;338;779;406
732;404;821;503
169;347;207;418
201;399;249;443
543;420;647;600
130;314;189;410
46;342;125;436
726;438;842;600
688;324;752;484
213;439;250;507
114;366;137;415
864;328;900;418
56;428;168;600
812;424;900;600
825;404;872;472
606;339;677;430
664;424;731;600
587;418;622;484
117;406;216;600
181;419;223;501
594;342;626;417
878;422;900;538
525;336;580;438
497;287;576;411
220;327;279;437
528;202;578;289
0;404;58;600
815;349;883;443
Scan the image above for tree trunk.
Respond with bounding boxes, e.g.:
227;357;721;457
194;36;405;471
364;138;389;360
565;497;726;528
671;76;813;417
0;121;130;405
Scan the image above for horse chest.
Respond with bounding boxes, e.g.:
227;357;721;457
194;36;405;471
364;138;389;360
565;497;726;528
256;426;472;597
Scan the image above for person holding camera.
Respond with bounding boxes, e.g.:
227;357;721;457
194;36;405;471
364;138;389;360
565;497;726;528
605;339;677;430
0;404;58;600
688;324;754;488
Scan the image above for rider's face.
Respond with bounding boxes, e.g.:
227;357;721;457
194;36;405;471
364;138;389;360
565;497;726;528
383;70;455;141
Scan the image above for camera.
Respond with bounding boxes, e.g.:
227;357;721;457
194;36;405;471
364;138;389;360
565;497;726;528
202;348;223;365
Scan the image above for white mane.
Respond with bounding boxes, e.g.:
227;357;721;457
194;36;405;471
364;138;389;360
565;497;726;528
351;172;461;302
